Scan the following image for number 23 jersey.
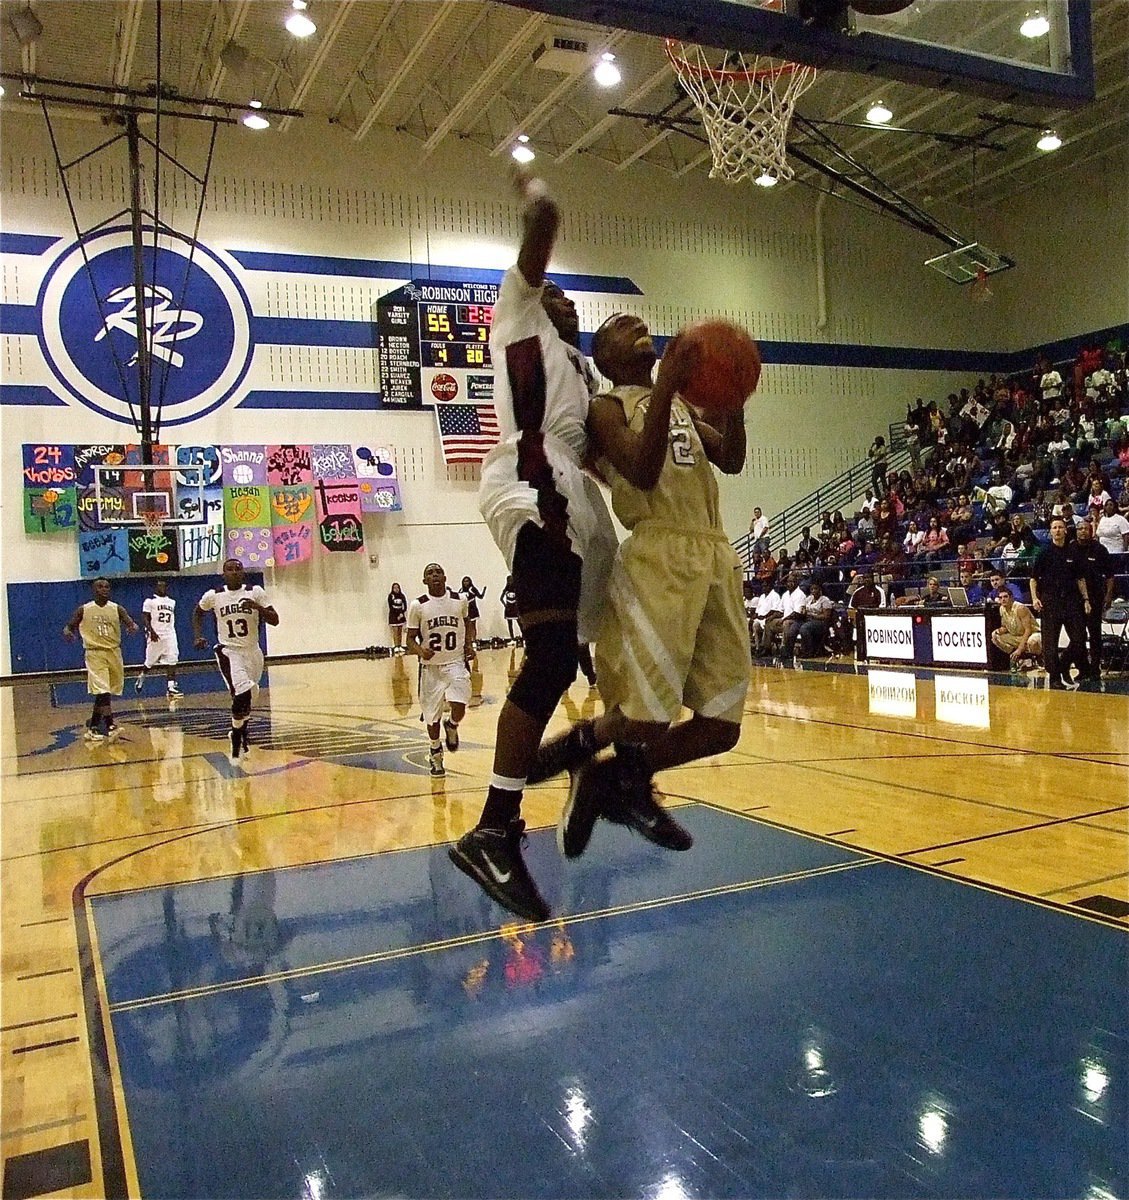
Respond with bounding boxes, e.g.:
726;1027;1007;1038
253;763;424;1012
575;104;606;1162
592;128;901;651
406;592;468;667
198;585;268;649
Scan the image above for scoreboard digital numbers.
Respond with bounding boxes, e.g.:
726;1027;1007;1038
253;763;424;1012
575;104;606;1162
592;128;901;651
376;280;499;410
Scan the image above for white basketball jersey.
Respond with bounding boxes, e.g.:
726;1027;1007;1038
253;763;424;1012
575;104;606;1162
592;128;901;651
406;591;468;666
199;585;268;649
143;595;177;638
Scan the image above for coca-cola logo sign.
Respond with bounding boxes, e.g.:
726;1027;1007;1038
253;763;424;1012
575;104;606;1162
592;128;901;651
431;373;458;402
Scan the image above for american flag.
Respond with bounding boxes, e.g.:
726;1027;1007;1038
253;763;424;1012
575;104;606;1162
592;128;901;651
434;402;501;465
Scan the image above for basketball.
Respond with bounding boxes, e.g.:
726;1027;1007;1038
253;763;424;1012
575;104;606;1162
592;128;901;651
677;319;762;413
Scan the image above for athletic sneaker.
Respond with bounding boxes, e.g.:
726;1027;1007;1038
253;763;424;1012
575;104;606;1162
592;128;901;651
527;719;598;785
134;673;145;694
105;723;121;743
229;727;242;764
84;724;105;743
448;820;551;922
443;719;460;752
167;683;182;697
429;748;445;777
605;765;693;852
557;757;614;859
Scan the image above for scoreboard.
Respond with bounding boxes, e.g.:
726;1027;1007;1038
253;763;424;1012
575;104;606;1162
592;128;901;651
376;280;499;409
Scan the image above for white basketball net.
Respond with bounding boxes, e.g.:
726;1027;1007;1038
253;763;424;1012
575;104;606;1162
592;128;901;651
666;40;817;183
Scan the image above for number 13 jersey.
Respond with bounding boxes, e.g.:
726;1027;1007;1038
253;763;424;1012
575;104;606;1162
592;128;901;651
406;592;468;667
198;585;268;649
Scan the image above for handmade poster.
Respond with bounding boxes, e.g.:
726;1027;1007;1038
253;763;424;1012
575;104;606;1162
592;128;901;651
272;522;314;566
122;443;172;492
220;445;267;487
269;481;313;523
225;525;274;569
315;477;364;553
79;529;129;578
224;486;270;529
175;444;223;487
128;522;181;574
269;480;315;567
23;444;76;490
74;444;126;488
24;486;77;534
202;487;224;524
266;445;313;487
180;522;225;571
355;445;402;513
311;444;355;480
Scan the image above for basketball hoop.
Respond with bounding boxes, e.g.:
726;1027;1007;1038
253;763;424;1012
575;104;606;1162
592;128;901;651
140;509;167;537
970;268;994;303
665;35;816;184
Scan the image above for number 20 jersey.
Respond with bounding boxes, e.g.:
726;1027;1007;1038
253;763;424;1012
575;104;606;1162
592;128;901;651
406;591;468;667
198;585;268;649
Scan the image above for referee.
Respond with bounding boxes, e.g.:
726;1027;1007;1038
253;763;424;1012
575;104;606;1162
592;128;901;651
1075;521;1115;680
1030;517;1092;690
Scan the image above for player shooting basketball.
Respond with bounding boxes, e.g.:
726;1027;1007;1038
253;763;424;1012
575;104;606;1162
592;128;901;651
530;313;756;858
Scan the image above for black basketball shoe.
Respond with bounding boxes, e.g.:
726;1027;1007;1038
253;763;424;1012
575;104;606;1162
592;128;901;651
448;820;550;922
527;719;598;785
557;757;618;859
605;762;693;852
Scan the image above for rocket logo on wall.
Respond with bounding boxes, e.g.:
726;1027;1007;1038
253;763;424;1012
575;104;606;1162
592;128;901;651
36;226;254;426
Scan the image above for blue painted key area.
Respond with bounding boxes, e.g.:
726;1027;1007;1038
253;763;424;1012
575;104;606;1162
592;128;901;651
94;807;1127;1199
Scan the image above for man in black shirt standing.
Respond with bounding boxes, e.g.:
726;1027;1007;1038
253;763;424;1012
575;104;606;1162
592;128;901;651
1075;521;1115;681
1030;517;1092;690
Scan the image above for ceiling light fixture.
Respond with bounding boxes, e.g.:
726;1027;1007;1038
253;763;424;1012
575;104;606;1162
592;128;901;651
593;52;621;87
285;1;316;38
242;100;270;131
754;171;778;188
1036;129;1061;151
866;101;893;125
1020;12;1050;38
511;137;535;164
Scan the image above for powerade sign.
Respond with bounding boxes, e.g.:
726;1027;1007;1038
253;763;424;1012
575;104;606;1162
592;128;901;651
863;615;914;660
931;615;988;665
36;227;254;426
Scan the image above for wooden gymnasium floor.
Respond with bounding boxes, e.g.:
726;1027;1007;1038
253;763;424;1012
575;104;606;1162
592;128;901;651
1;650;1126;1199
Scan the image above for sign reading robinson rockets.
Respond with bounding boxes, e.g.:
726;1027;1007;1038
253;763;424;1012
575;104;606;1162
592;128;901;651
862;614;915;661
376;280;498;409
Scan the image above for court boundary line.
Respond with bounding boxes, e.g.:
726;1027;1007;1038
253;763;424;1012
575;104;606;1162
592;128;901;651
678;747;1129;837
104;858;878;1013
743;704;1129;771
704;801;1129;932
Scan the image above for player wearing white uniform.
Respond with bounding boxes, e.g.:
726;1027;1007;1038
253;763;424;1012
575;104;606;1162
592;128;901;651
63;577;140;742
193;559;279;763
136;579;180;697
406;563;472;777
450;171;618;923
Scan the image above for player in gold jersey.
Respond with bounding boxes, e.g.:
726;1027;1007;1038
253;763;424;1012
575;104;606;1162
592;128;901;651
63;577;140;742
531;313;753;857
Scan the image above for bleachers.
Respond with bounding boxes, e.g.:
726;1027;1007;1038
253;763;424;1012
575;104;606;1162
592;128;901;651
736;346;1129;666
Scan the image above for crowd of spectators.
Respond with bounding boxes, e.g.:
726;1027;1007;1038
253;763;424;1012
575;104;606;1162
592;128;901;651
743;342;1129;664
